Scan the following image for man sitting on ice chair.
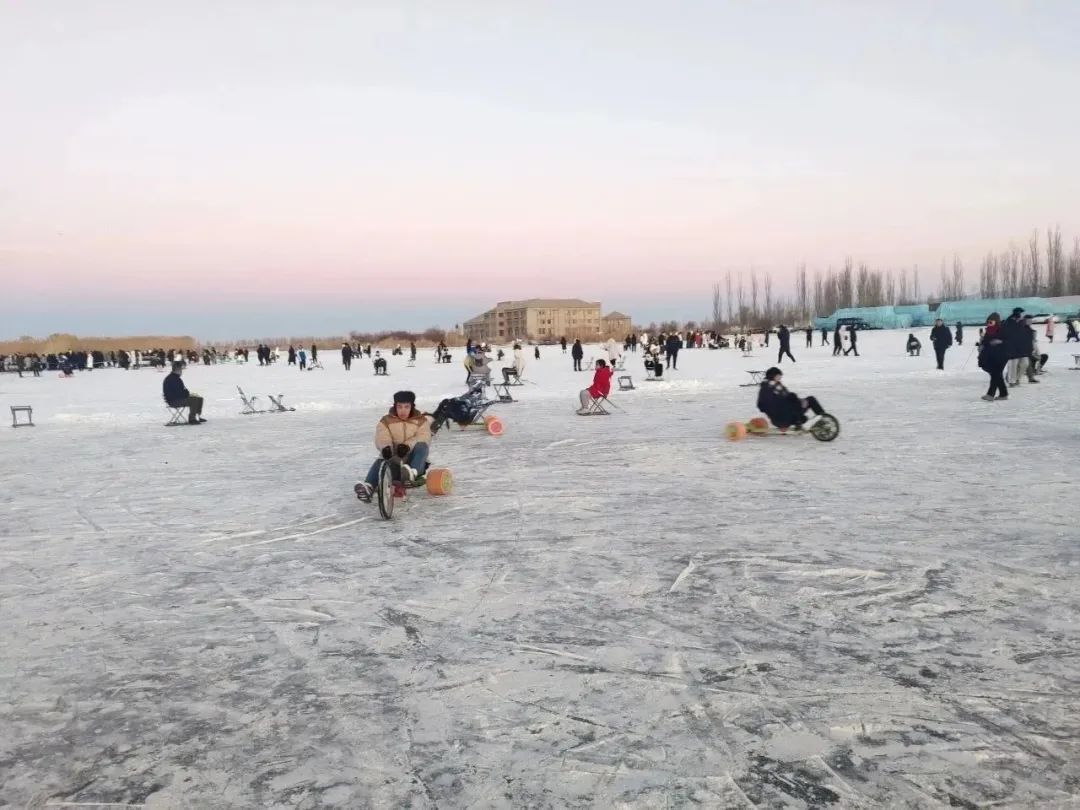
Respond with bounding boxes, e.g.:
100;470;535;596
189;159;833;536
576;358;614;415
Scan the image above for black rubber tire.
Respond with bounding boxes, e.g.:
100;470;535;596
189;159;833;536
810;413;841;442
377;460;395;519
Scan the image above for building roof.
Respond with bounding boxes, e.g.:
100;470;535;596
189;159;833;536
463;309;495;325
602;311;629;320
495;298;600;309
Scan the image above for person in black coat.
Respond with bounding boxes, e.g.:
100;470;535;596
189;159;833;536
998;307;1029;384
832;324;843;355
756;367;825;429
776;324;796;363
906;333;922;356
341;342;353;370
929;318;953;369
162;362;205;423
954;322;963;346
571;339;584;371
664;333;682;369
843;325;859;356
805;327;813;348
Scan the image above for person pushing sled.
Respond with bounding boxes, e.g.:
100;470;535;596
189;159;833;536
726;367;840;442
354;391;453;516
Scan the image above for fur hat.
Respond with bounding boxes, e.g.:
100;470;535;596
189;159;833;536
393;390;416;404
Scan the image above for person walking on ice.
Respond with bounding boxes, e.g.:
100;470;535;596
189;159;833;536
776;324;796;363
354;391;432;501
930;318;952;369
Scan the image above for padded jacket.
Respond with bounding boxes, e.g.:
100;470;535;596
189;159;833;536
374;406;432;452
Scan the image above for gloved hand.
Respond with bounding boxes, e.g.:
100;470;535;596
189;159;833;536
395;443;410;459
380;446;393;460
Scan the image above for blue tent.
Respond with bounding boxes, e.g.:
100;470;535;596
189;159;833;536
936;297;1055;325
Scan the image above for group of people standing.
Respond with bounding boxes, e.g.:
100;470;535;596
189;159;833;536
977;308;1048;401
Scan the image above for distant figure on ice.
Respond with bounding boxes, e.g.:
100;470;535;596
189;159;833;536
756;367;825;430
605;337;622;366
906;333;922;356
341;342;353;370
162;361;206;424
955;322;964;346
1044;315;1055;344
843;325;859;356
805;326;813;348
560;336;567;354
373;352;388;375
534;345;540;360
832;324;843;356
930;319;952;369
298;348;307;370
410;342;417;361
571;339;584;371
665;333;681;369
577;359;613;414
821;326;829;346
776;324;795;363
288;345;297;365
1007;314;1039;386
310;343;318;363
502;343;525;383
1067;319;1080;342
978;312;1008;400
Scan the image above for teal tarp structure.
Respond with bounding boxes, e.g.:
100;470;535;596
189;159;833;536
814;298;1067;329
936;297;1054;325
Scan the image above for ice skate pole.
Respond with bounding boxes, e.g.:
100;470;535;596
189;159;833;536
959;344;978;371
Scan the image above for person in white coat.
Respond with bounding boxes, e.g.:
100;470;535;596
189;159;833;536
1045;315;1055;343
502;343;526;383
605;337;622;366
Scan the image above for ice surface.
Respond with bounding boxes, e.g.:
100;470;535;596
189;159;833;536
1;332;1078;807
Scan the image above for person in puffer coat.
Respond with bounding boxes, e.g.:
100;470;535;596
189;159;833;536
756;367;825;429
355;391;433;501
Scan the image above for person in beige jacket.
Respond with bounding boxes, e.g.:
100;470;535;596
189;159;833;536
355;390;433;501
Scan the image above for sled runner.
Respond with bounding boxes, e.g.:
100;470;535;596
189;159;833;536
355;460;453;519
237;386;263;414
268;394;295;412
725;414;840;443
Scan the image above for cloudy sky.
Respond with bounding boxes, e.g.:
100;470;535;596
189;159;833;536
2;1;1078;339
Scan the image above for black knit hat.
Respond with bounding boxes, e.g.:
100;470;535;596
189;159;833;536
765;367;782;380
393;390;415;404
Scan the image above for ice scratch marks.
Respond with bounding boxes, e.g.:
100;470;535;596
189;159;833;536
668;558;697;593
230;517;369;549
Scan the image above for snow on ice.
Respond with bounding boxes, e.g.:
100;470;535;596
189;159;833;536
1;331;1078;808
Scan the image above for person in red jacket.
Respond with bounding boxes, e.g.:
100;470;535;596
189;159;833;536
577;359;613;414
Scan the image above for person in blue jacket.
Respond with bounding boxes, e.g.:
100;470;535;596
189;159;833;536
162;362;205;423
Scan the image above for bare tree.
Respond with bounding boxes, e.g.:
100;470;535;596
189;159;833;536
951;255;965;300
912;265;921;303
1046;225;1065;297
1024;229;1041;295
736;272;746;328
750;269;760;323
795;263;808;321
884;270;897;306
980;253;999;298
813;271;824;317
837;258;854;309
711;283;723;332
1069;237;1080;295
897;267;910;304
763;272;774;323
725;271;734;324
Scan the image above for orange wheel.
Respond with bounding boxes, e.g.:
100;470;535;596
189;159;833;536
425;468;453;496
747;416;770;434
484;415;504;436
724;421;747;441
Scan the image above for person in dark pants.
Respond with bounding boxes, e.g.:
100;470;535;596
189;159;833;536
843;325;859;356
665;333;681;369
821;327;829;346
571;339;584;371
805;327;813;348
978;312;1008;400
561;336;567;354
757;367;826;429
906;334;922;356
341;342;353;370
955;322;963;346
162;362;205;423
776;324;796;363
311;343;318;363
832;325;843;355
930;318;953;370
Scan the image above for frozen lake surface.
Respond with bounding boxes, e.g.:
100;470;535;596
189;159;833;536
2;331;1078;808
